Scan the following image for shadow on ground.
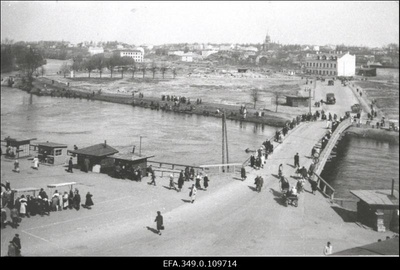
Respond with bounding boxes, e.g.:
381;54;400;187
331;206;357;223
269;188;287;207
146;226;159;235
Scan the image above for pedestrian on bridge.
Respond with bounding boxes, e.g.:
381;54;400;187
278;164;283;178
169;174;178;191
294;153;300;168
154;211;164;236
149;172;157;186
178;171;184;192
241;166;246;180
203;174;209;191
190;184;197;203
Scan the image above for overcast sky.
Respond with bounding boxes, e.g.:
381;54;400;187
1;1;399;47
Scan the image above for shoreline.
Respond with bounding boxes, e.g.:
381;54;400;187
5;75;295;128
344;125;399;144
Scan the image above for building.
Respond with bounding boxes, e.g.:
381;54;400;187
285;95;310;107
350;189;399;233
88;47;104;56
117;49;144;62
37;142;68;165
69;142;119;172
3;137;36;159
181;52;202;62
201;50;218;58
305;51;356;77
109;152;155;178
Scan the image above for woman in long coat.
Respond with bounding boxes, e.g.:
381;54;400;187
19;196;27;217
68;190;74;209
63;192;69;209
177;171;184;192
241;166;246;180
154;211;163;235
203;174;209;190
84;192;94;209
73;190;81;210
190;184;197;203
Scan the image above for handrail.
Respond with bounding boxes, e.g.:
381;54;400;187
199;163;242;168
148;160;203;170
312;172;335;200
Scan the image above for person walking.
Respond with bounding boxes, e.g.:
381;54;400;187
149;172;156;186
68;190;74;209
169;174;177;191
154;211;164;236
32;156;39;170
10;207;19;229
1;207;7;229
178;171;184;192
190;184;197;203
294;153;300;168
203;174;209;191
67;157;73;173
324;242;333;255
257;176;264;193
278;164;283;177
241;166;246;180
83;192;94;209
73;189;81;211
14;159;20;173
62;192;69;210
310;180;318;195
195;173;202;189
12;234;21;256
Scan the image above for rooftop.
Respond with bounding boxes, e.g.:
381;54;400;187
69;143;119;157
112;152;155;162
37;142;68;148
350;189;399;208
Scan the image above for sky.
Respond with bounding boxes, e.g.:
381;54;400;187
1;1;399;47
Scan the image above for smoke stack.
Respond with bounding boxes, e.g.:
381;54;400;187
104;140;107;148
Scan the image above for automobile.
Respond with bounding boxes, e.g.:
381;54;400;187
328;80;334;86
326;93;336;104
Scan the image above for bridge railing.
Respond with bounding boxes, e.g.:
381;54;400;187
311;172;336;200
147;160;203;172
199;163;242;173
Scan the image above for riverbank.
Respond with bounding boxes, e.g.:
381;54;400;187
6;75;295;127
345;125;399;144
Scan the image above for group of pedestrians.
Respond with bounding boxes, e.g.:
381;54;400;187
1;186;94;230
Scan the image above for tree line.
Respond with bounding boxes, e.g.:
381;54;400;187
60;53;178;79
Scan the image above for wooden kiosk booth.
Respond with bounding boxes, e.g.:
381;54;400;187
3;137;36;159
37;142;68;165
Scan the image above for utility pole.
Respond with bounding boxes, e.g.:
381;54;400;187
139;136;142;156
309;87;311;114
222;113;225;172
224;113;229;171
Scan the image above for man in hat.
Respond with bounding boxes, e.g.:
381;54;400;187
12;234;21;256
67;157;73;173
294;153;300;168
154;211;163;236
8;241;18;256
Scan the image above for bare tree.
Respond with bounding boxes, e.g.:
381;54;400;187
272;91;281;113
59;62;70;78
251;88;260;109
172;67;178;79
160;62;168;79
140;62;147;78
150;61;157;79
130;62;138;79
39;66;46;77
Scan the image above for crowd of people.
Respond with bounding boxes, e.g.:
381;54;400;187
1;182;94;230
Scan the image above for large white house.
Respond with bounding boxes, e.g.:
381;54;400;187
181;52;202;62
88;47;104;55
117;48;144;62
305;51;356;77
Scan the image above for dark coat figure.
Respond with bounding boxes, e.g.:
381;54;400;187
310;180;318;195
39;189;48;200
280;176;290;191
256;177;264;192
178;172;184;191
8;241;19;256
12;234;21;256
1;208;7;228
154;211;163;235
189;167;195;180
10;208;19;228
84;192;94;209
83;158;90;173
241;167;246;180
73;191;81;210
68;190;74;209
294;153;300;168
149;172;156;186
195;176;202;189
203;175;209;190
67;158;73;173
184;167;190;181
250;155;255;168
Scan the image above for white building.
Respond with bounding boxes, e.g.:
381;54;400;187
117;49;144;62
88;47;104;55
312;45;320;52
181;52;202;62
244;46;258;52
201;50;218;58
305;51;356;77
168;50;185;56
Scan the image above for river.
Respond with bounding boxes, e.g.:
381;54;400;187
321;134;399;208
1;86;278;166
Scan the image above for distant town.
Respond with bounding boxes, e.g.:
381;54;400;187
1;34;399;78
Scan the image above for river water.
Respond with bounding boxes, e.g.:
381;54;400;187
0;86;278;166
321;134;399;205
2;87;399;199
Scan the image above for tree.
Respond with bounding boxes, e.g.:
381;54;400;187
39;66;46;77
106;54;121;78
160;62;168;79
83;57;96;78
140;62;147;78
59;62;70;78
272;91;281;113
119;56;134;78
92;54;105;78
16;47;45;86
251;88;260;109
150;61;158;79
130;62;138;79
172;67;178;79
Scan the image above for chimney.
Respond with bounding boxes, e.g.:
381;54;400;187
104;140;107;148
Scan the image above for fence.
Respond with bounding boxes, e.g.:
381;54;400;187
311;173;335;200
199;163;242;173
147;160;203;172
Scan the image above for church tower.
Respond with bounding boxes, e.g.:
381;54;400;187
263;32;271;51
